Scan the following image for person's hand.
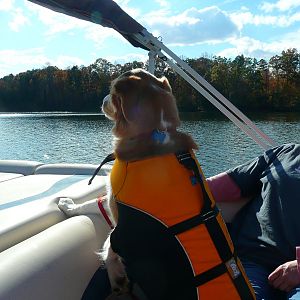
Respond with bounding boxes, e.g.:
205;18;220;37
268;260;300;292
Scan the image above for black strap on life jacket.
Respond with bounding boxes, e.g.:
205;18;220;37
175;151;254;299
88;153;115;185
174;151;233;261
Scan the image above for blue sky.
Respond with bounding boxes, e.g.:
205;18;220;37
1;0;300;78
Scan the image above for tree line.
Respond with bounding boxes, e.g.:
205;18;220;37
0;48;300;112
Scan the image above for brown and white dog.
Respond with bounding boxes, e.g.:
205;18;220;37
102;69;198;297
59;69;198;299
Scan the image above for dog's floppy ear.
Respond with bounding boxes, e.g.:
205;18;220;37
160;77;172;93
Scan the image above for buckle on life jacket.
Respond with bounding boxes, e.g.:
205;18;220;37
168;206;219;236
176;152;201;179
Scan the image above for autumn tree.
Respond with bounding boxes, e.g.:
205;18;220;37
1;49;300;112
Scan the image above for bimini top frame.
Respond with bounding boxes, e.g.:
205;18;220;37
133;29;276;150
28;0;276;150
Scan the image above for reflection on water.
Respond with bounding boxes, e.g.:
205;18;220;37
0;112;299;177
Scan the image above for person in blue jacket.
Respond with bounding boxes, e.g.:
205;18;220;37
207;143;300;300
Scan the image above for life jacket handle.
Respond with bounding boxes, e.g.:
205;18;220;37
88;153;115;185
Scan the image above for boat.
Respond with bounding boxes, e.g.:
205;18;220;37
0;1;277;299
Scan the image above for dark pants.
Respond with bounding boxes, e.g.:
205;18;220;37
242;259;300;300
82;267;148;300
82;267;111;300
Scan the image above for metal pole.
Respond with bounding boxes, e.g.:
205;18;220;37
148;50;156;74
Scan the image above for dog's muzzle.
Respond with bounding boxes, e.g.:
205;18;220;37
101;94;111;113
103;94;111;104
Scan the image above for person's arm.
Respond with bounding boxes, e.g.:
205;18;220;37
208;144;288;202
207;172;252;222
207;172;242;202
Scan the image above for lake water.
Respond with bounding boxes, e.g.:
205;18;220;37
0;112;299;177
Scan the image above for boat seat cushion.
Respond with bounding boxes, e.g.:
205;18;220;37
35;163;112;176
0;160;43;175
0;215;109;300
0;174;107;252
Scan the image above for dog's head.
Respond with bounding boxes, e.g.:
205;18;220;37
102;69;180;138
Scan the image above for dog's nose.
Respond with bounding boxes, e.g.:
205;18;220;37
101;94;111;113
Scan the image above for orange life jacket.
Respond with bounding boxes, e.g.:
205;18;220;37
109;151;255;300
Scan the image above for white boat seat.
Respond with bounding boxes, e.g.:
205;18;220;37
0;215;110;300
0;160;43;175
0;174;107;252
35;162;112;175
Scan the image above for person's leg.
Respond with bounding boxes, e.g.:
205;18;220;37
82;267;148;300
82;267;112;300
241;259;286;300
